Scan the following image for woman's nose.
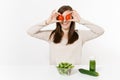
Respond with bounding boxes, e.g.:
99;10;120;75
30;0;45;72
63;20;67;23
63;17;67;22
63;19;66;22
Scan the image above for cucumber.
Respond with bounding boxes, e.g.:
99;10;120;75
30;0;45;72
89;60;96;72
78;68;99;77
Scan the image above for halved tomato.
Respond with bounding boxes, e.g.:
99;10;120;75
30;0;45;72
66;14;72;20
58;15;64;21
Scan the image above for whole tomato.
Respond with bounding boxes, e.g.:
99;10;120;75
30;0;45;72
58;15;64;21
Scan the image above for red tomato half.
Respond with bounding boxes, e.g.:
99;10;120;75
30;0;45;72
58;15;64;21
66;14;72;20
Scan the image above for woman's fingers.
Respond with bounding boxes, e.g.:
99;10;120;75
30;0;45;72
49;9;81;23
52;9;56;14
51;10;61;16
68;18;80;22
67;11;73;14
68;19;75;22
72;10;80;16
70;10;81;23
56;20;62;23
56;12;61;15
72;10;77;14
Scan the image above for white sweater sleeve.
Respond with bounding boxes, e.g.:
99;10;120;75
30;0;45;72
78;18;104;44
27;21;52;42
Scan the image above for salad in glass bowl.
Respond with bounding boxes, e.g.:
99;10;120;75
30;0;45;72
56;62;74;75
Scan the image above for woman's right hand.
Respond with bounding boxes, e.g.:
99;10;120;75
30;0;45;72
46;10;61;24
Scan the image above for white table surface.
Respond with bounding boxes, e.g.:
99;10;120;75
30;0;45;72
0;65;119;80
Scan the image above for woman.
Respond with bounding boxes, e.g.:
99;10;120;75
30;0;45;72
27;5;104;65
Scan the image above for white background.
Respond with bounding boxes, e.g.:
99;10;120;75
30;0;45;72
0;0;120;66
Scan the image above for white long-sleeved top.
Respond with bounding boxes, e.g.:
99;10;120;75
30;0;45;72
27;18;104;65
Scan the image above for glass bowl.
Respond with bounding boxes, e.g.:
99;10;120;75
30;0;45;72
57;67;72;75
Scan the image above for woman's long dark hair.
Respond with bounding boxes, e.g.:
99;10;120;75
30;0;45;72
49;5;79;45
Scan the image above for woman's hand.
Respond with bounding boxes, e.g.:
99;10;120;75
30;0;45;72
69;10;81;23
46;10;61;24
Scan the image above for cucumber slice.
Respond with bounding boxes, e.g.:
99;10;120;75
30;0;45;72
78;68;99;77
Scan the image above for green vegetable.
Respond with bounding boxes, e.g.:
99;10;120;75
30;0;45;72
56;62;74;75
78;68;99;77
57;62;74;69
89;60;96;72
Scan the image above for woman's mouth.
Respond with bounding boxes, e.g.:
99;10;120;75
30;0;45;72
62;21;69;25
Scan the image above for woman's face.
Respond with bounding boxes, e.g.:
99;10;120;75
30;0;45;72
59;10;72;30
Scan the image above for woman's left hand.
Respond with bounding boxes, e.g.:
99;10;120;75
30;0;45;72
69;10;81;23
